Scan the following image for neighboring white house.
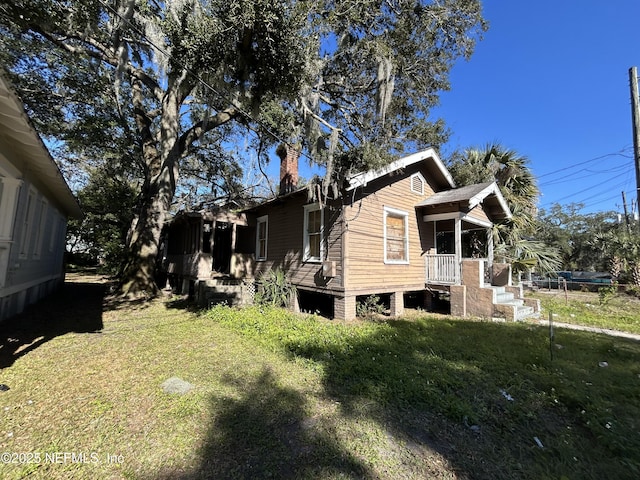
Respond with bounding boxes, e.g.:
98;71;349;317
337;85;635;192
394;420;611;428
0;71;82;322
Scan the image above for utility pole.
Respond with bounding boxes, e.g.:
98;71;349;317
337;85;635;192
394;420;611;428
622;190;631;234
629;67;640;210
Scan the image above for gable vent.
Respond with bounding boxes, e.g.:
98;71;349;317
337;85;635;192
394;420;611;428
410;173;425;195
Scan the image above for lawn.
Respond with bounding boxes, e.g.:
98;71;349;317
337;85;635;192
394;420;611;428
528;287;640;334
0;275;639;479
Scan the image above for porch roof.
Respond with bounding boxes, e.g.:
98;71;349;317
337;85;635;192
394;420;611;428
166;209;249;226
415;181;512;221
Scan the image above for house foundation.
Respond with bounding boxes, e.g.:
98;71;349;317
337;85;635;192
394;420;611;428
390;291;404;317
334;295;356;320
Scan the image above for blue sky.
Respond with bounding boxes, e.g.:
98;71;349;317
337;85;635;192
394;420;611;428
266;1;640;216
432;0;640;215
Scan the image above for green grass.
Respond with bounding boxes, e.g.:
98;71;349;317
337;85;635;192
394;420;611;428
207;305;640;479
1;277;639;479
528;288;640;334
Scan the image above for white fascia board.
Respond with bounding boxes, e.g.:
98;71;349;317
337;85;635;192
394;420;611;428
0;74;82;219
423;211;493;229
468;182;512;220
460;214;493;229
346;147;455;191
423;212;464;222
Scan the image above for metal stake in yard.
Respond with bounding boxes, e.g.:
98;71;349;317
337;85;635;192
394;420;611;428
549;311;555;362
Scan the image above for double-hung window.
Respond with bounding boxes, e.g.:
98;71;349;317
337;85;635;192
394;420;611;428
384;207;409;264
19;188;36;258
33;199;48;259
256;215;268;261
303;203;323;262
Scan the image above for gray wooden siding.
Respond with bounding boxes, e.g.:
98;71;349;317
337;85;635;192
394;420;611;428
252;194;344;292
1;172;68;321
7;176;67;287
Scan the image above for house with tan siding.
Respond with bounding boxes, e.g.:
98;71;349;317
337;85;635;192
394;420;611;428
0;72;83;322
161;145;540;321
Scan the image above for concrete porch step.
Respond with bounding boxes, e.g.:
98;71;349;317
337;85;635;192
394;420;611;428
486;285;522;305
496;292;517;303
497;298;524;307
486;284;539;321
515;305;538;321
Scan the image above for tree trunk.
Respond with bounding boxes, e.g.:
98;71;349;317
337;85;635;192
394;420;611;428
117;76;236;297
119;197;165;297
118;77;180;297
119;161;175;297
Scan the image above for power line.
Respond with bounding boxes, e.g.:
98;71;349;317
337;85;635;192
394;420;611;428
539;163;631;187
536;148;636;211
536;148;633;179
539;173;631;207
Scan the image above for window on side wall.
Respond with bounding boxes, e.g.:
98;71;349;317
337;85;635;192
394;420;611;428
33;198;48;259
19;188;36;258
49;212;59;252
384;207;409;264
303;203;324;262
256;215;268;261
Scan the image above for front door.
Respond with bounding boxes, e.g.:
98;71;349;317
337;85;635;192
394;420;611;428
212;222;232;274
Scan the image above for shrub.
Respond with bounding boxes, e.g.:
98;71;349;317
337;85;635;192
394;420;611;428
254;268;297;308
356;294;386;318
598;283;618;305
625;284;640;298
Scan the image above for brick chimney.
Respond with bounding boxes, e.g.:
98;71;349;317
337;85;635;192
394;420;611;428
276;143;299;195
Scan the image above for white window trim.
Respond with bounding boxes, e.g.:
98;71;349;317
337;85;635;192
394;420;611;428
19;187;37;259
256;215;268;261
33;198;48;259
0;176;22;242
303;203;324;263
410;172;426;195
384;206;409;264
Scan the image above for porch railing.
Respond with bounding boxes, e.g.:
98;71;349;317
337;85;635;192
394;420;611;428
425;254;460;284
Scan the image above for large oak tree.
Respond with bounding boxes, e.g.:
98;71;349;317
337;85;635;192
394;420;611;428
0;0;486;296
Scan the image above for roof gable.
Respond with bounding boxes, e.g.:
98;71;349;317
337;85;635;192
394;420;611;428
416;181;512;221
243;147;456;213
346;148;455;191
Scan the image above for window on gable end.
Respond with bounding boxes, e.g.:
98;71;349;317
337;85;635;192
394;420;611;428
384;207;409;264
410;173;425;195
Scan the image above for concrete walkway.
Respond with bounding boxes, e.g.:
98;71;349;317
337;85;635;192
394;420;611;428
529;318;640;341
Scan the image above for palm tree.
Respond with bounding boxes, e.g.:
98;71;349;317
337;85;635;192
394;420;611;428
448;143;561;275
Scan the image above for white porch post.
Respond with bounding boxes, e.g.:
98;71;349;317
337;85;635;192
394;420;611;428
487;228;494;284
454;216;462;265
